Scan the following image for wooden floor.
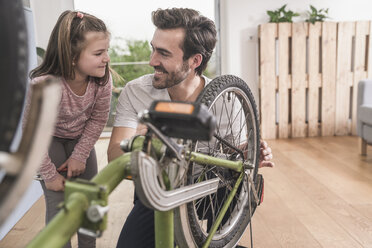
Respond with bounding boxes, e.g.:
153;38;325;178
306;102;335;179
1;136;372;247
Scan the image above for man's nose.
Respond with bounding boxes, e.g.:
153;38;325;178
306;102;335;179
149;51;159;67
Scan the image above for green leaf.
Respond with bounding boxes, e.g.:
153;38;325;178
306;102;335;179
36;47;46;59
310;5;317;13
279;4;287;12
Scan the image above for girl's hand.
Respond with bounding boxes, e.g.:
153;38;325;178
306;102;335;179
44;173;65;191
259;140;275;168
57;158;86;178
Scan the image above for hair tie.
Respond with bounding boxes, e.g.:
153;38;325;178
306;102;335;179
76;12;84;19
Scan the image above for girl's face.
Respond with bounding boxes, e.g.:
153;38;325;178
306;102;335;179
74;31;110;80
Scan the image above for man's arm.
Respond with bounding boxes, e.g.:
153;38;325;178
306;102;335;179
107;124;149;162
107;126;136;162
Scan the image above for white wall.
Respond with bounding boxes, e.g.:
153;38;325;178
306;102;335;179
30;0;74;49
220;0;372;101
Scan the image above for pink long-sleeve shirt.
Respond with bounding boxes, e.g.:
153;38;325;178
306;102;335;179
25;75;112;181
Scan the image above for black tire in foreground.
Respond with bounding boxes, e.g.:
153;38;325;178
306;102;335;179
0;0;28;151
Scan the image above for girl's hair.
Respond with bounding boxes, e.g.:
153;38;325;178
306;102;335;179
30;10;110;86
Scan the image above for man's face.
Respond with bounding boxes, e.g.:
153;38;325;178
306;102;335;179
149;28;191;89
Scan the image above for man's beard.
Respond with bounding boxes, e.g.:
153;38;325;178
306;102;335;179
152;60;190;89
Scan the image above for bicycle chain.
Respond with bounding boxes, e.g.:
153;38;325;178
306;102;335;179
213;133;245;160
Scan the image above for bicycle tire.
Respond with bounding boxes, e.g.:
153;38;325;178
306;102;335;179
175;75;260;248
0;0;28;151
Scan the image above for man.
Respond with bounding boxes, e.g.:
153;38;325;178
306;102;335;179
108;8;274;248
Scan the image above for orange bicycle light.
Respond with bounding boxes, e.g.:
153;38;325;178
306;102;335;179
155;102;194;115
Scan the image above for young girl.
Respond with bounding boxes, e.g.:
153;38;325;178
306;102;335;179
27;10;112;248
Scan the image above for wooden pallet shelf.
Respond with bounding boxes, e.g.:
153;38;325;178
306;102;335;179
258;21;372;139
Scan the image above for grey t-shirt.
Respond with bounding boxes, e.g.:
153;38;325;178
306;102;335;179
114;74;210;129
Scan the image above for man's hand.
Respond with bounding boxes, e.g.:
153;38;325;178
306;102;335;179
136;123;148;135
259;140;274;168
57;158;86;178
108;127;137;162
44;173;66;191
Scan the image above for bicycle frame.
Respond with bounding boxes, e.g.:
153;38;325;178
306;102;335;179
27;135;247;248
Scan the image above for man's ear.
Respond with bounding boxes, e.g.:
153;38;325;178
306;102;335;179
190;53;202;70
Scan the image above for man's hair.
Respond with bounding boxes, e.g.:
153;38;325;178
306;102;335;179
152;8;217;76
30;10;110;85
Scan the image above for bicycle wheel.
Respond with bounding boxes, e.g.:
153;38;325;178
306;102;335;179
0;0;28;151
175;75;260;248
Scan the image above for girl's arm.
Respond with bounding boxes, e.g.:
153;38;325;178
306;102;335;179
70;78;112;164
39;153;60;181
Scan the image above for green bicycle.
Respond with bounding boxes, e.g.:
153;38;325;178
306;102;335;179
26;74;263;248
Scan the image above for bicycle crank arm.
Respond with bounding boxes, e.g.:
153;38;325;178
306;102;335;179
131;151;219;211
